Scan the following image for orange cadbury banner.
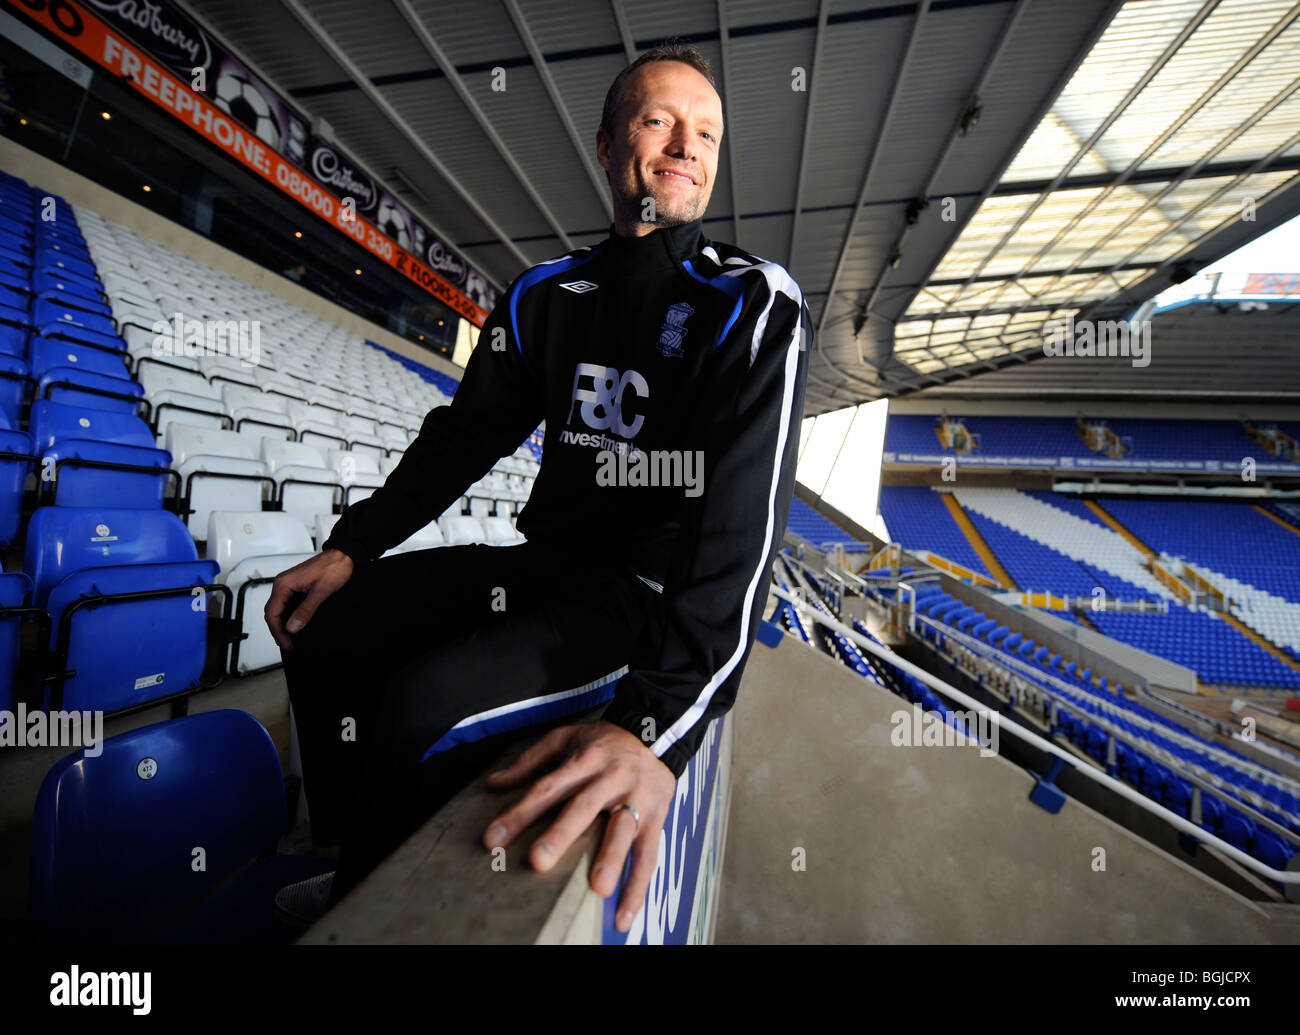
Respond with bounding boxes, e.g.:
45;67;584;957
6;0;490;327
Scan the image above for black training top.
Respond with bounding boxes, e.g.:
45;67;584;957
325;217;811;777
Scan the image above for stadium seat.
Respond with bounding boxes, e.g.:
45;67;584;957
28;400;153;455
37;364;144;415
1219;808;1257;853
0;571;34;711
259;439;340;528
324;448;385;506
166;423;273;539
314;512;339;548
384;519;445;554
0;427;32;546
207;511;314;675
24;507;220;712
41;438;173;509
29;709;333;943
438;514;486;547
483;516;524;546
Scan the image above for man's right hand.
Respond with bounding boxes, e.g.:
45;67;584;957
265;548;355;650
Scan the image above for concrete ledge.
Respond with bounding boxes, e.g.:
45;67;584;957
299;706;735;945
298;733;604;945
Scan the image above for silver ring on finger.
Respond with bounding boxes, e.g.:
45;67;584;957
614;803;640;831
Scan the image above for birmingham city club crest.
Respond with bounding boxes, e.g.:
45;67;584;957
657;301;694;358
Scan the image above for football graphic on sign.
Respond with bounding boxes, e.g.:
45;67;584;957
376;197;413;251
214;70;281;151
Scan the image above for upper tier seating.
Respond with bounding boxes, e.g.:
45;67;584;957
884;414;1299;468
878;486;991;577
786;497;869;553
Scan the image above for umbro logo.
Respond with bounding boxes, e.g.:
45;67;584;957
559;280;599;293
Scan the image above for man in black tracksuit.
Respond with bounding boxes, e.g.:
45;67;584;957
268;43;810;933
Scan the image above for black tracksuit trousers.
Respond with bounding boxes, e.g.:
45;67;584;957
279;540;661;901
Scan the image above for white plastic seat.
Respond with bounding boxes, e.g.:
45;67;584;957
126;328;201;371
138;361;222;402
483;516;524;546
166;424;270;538
345;398;380;422
232;406;293;441
261;439;327;473
347;436;385;462
287;399;348;451
200;354;259;388
306;385;345;411
439;514;486;546
314;512;340;548
380;454;404;476
207;509;314;573
259;439;338;528
258;372;307;400
222;383;273;413
385;520;445;555
324;448;381;478
206;510;314;675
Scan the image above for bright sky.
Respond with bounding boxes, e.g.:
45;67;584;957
795;398;890;539
1194;211;1300;276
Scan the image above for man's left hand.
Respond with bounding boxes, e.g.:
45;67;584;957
481;720;676;933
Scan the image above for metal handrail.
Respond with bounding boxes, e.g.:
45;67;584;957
768;584;1300;886
913;605;1300;800
912;609;1300;846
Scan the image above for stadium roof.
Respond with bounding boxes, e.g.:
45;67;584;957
182;0;1300;414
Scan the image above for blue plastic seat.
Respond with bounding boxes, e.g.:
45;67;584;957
39;322;124;354
31;269;105;302
29;400;153;455
1199;793;1225;832
28;337;129;382
1255;831;1295;872
29;709;333;943
0;353;27;426
42;439;173;508
1163;776;1193;817
0;571;33;711
35;298;116;341
33;251;97;283
24;507;218;713
0;428;32;546
1085;725;1107;762
36;287;111;319
38;365;144;414
1219;808;1256;853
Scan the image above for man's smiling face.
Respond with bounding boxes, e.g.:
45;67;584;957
597;60;723;237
